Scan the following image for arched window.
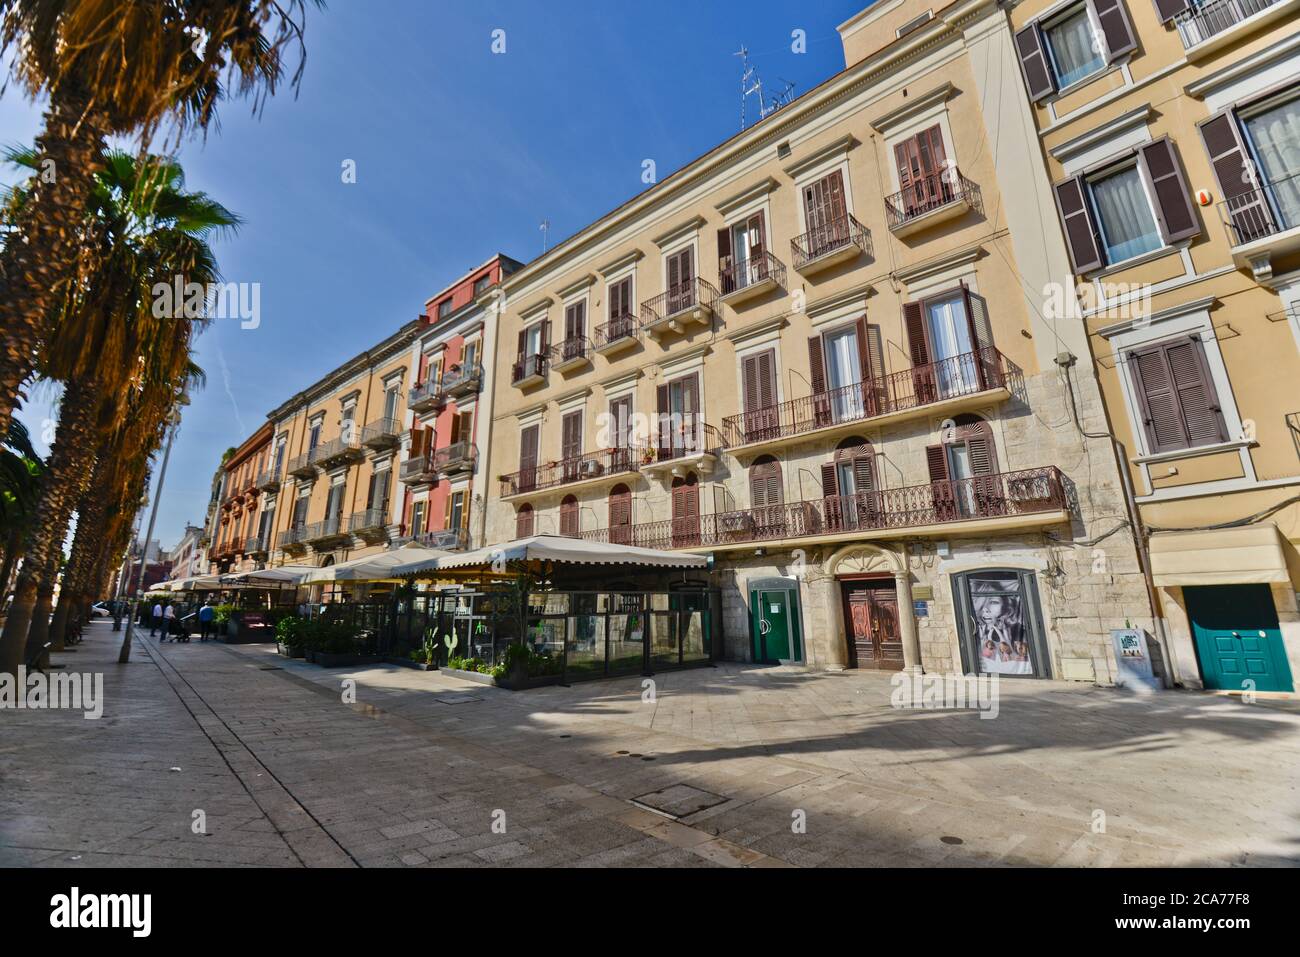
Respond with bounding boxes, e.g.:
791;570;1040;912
559;495;579;538
608;484;632;545
927;414;1002;519
516;503;534;539
820;438;876;531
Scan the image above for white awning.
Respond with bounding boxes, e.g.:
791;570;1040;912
168;575;221;591
1150;523;1292;587
301;544;448;584
394;534;709;576
223;565;319;586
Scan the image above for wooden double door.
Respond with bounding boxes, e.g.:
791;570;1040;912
841;579;904;671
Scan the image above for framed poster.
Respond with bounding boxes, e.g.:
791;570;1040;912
952;569;1050;678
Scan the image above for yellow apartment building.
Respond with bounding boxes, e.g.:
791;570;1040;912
1011;0;1300;691
481;0;1158;681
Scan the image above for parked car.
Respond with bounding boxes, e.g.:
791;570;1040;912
90;602;111;618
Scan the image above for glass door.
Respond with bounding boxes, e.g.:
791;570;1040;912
1244;95;1300;232
925;293;975;397
824;327;864;421
947;442;978;518
954;570;1049;678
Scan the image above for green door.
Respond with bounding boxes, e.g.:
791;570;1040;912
750;590;793;662
1185;584;1294;693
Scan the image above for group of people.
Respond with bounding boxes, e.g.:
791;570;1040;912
145;599;219;641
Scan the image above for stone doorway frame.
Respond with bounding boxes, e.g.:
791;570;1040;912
822;543;921;672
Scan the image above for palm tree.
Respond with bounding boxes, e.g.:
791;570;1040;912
0;148;235;676
0;0;322;440
0;418;44;600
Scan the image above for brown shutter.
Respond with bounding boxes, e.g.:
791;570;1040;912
656;383;671;451
516;505;533;539
681;374;699;450
717;226;732;291
820;462;839;496
561;410;582;463
742;354;759;412
926;443;955;520
750;210;767;260
1014;24;1055;102
926;444;950;482
1138;138;1200;244
808;336;828;394
1198;110;1275;242
758;351;776;409
1168;338;1227;446
903;302;930;367
1129;344;1187;452
959;285;998;390
1152;0;1189;22
1053;176;1105;273
1091;0;1137;60
516;329;526;360
519;424;539;489
560;497;578;537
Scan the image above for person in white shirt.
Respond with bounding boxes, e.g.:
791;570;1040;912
150;602;164;636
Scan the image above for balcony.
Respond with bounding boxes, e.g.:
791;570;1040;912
885;168;981;238
287;451;318;479
723;348;1017;453
593;313;640;356
641;423;725;479
416;527;470;551
256;468;281;492
400;454;436;485
791;213;872;276
432;440;477;476
348;507;389;544
1218;169;1300;281
361;417;401;451
440;362;482;399
717;250;786;307
211;539;240;559
500;445;643;499
244;535;269;559
1174;0;1295;59
640;277;717;339
314;435;365;470
582;467;1068;553
511;352;548;388
550;335;592;373
277;526;309;554
408;379;444;415
303;515;351;550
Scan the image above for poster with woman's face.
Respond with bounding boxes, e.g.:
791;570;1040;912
968;574;1034;675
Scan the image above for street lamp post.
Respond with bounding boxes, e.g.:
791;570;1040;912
118;410;181;664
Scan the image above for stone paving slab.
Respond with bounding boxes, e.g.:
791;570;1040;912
4;622;1300;867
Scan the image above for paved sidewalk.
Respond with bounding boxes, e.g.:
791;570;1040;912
3;621;1299;867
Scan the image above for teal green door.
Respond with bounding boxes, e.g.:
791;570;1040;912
752;589;801;662
1185;584;1294;693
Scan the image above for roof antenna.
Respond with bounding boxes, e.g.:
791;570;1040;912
539;218;551;253
735;45;795;131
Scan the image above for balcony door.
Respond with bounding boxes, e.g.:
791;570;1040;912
802;169;848;257
741;349;779;442
666;247;695;314
518;424;539;493
821;439;876;532
894;124;951;218
561;410;583;482
924;292;976;397
608;395;632;470
657;373;699;458
809;318;873;426
608;484;632;546
927;415;1003;520
719;211;766;293
1242;93;1300;233
671;472;701;547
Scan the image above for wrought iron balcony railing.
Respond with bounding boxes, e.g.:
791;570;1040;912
348;508;389;536
718;250;786;298
550;335;592;369
722;348;1015;447
1174;0;1282;49
500;445;643;497
409;378;444;413
640;277;718;328
440;362;482;397
432;440;477;474
1218;168;1300;247
511;352;548;386
790;213;871;270
256;467;281;491
361;417;401;450
287;450;318;478
581;467;1067;550
313;435;364;468
400;454;434;484
647;423;725;466
303;515;349;546
276;526;307;549
593;313;639;351
244;535;269;556
416;527;470;551
884;167;981;231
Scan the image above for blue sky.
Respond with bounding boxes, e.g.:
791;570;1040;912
2;0;866;552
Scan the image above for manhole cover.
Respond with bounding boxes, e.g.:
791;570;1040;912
434;695;483;705
632;783;728;819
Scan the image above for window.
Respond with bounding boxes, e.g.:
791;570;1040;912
447;490;467;533
608;276;634;325
718;211;768;293
952;569;1050;678
926;414;1002;519
437;298;452;320
893;124;953;219
383;386;399;422
820;438;876;531
1126;335;1228;453
903;287;996;403
1015;0;1136;101
670;472;700;547
749;455;783;507
561;411;583;480
473;275;490;296
366;467;391;515
809;317;883;424
308;419;322;451
608;396;632;450
801;169;849;256
410;500;425;538
608;484;632;545
665;247;695;313
1200;91;1300;245
740;349;779;441
656;373;699;457
293;488;310;528
462;339;479;372
559;495;579;537
896;10;933;37
1053;138;1199;273
516;503;534;539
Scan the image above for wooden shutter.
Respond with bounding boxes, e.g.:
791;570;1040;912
1014;24;1055;102
1152;0;1189;22
1053;176;1105;273
749;457;783;507
903;302;931;367
609;486;631;544
519;424;539;490
1138;138;1199;243
516;329;526;361
681;374;699;451
926;443;955;519
610;276;631;321
656;383;671;452
717;226;733;288
749;210;767;261
560;497;578;537
561;411;582;463
1129;337;1226;452
609;396;631;448
1198;110;1275;242
1092;0;1137;60
516;505;533;539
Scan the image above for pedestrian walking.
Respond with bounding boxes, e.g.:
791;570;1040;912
150;600;163;637
198;601;215;641
163;603;175;640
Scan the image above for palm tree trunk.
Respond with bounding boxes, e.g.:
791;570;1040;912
25;553;59;666
0;529;21;603
0;376;100;676
0;87;108;439
50;457;107;649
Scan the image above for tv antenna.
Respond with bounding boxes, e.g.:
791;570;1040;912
539;219;551;252
735;45;795;131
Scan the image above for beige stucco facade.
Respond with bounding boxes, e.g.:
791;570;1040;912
1011;0;1300;692
481;0;1156;682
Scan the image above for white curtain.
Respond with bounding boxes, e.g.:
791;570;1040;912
1246;98;1300;231
826;329;862;420
1046;9;1104;88
927;295;974;396
1091;167;1161;263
